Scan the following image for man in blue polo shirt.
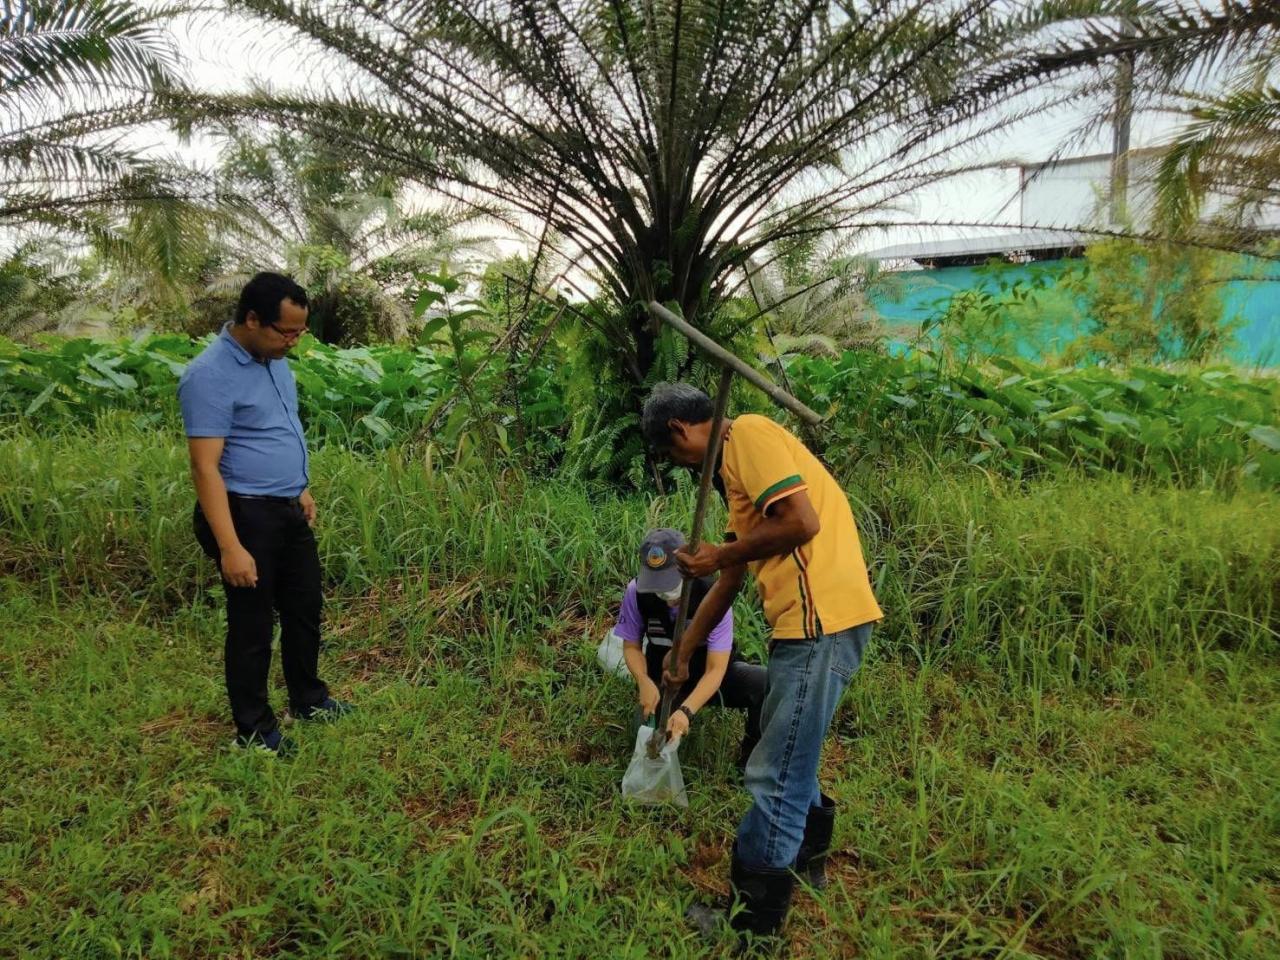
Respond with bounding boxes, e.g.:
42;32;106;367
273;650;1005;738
178;272;351;755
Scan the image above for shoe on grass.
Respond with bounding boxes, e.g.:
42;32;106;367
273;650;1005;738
295;697;355;722
233;728;296;757
686;845;795;955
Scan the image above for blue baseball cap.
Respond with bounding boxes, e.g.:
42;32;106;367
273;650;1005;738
636;527;686;594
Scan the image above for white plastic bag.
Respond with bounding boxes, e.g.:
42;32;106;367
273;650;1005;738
621;724;688;807
595;629;632;678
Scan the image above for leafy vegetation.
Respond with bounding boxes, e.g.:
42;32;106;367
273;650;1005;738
1064;238;1244;364
792;349;1280;486
5;325;1276;487
0;331;564;461
924;264;1087;366
911;245;1253;369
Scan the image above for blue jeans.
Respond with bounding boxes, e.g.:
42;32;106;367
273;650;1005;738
736;623;872;869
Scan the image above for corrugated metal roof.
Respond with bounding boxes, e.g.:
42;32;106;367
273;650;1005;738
862;229;1088;262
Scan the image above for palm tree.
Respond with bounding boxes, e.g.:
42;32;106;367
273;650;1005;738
742;228;901;361
177;0;1127;388
1155;85;1280;238
0;0;258;339
0;236;86;338
209;129;488;343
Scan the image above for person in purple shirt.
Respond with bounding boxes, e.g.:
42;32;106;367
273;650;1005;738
612;528;765;770
178;272;352;756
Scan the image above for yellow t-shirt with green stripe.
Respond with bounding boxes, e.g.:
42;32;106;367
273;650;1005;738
720;414;883;640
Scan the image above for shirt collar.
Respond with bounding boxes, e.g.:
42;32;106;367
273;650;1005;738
219;321;256;366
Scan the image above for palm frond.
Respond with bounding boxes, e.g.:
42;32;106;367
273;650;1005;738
1155;85;1280;234
0;0;181;111
0;1;207;241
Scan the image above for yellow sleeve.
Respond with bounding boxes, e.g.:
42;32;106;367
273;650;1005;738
723;416;808;516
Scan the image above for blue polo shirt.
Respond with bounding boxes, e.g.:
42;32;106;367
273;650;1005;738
177;323;310;497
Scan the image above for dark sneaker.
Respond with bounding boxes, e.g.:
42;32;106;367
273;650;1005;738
233;728;296;757
295;698;355;722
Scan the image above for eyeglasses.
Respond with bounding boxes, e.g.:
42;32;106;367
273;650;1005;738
268;323;307;342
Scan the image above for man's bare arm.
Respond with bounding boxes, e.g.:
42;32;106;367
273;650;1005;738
676;491;820;578
188;437;257;588
663;564;745;685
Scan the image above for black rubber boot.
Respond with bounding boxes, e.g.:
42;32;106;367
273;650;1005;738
793;793;836;889
736;732;760;773
687;846;796;953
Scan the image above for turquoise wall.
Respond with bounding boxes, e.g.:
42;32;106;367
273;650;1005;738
871;257;1280;368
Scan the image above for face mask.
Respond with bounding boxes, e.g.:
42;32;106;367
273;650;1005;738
658;585;683;604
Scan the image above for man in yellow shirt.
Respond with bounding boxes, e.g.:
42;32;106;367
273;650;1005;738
641;382;882;948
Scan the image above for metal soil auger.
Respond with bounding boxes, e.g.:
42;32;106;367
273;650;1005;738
646;362;734;761
640;301;823;763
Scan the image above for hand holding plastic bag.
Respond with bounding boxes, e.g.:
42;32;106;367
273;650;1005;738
621;724;688;807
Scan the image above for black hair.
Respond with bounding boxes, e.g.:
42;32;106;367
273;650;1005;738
235;272;309;326
641;382;714;449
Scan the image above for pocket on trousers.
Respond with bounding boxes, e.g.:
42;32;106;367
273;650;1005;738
828;625;870;681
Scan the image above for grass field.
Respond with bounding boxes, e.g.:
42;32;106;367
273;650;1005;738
1;416;1278;958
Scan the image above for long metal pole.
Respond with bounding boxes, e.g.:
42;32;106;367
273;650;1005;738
646;301;823;426
648;365;734;757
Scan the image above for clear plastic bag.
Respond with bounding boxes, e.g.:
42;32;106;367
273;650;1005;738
621;723;688;807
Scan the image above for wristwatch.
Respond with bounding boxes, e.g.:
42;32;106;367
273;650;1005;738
677;704;695;725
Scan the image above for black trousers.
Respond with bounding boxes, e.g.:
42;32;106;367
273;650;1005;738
194;496;329;738
643;640;766;746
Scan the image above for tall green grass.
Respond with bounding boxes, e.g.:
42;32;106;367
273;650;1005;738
1;419;1277;958
1;415;1273;682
